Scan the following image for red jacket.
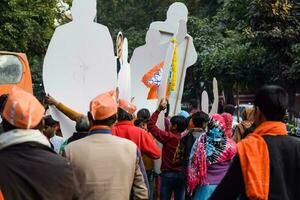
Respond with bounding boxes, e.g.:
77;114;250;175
112;121;161;159
148;110;182;172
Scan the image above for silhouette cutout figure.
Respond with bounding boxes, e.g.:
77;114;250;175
150;2;188;35
43;0;117;138
118;38;131;101
150;2;197;115
201;78;219;115
130;29;169;111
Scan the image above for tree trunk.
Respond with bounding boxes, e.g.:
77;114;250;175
287;85;296;120
223;83;235;105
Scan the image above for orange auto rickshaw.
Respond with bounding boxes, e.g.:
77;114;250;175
0;51;33;95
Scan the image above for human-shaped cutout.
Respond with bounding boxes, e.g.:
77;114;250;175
117;38;131;102
151;20;190;175
130;29;169;111
201;78;219;115
150;2;188;36
202;91;209;114
43;0;117;138
150;2;197;116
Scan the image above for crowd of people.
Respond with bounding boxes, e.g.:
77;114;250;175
0;85;300;200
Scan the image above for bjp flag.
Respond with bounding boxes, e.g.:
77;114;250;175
142;61;164;99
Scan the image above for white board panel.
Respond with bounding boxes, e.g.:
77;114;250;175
43;0;117;138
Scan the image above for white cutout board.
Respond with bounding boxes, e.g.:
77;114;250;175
201;77;219;115
201;91;209;114
130;2;197;115
210;77;219;114
131;2;197;174
130;30;169;111
118;38;131;101
43;0;117;139
150;2;197;116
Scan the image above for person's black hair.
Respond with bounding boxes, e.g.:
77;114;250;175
254;85;288;121
88;112;117;126
2;118;17;132
2;118;43;132
44;115;59;127
223;104;235;115
134;118;147;127
189;99;197;109
76;115;90;132
191;111;209;128
137;108;150;120
170;115;188;133
117;108;133;121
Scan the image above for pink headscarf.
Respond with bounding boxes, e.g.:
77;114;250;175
187;113;236;196
210;113;233;138
221;113;233;138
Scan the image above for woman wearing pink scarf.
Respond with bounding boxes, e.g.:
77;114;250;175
186;113;237;199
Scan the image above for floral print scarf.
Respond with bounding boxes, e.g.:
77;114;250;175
186;114;237;196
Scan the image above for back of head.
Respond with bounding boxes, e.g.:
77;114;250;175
254;85;288;121
118;108;134;121
118;99;137;121
208;114;228;140
170;115;188;133
191;111;209;128
223;104;235;115
137;108;150;121
89;90;118;126
2;87;45;131
134;118;144;127
44;115;58;127
76;115;90;132
189;99;197;110
221;113;233;137
209;114;226;131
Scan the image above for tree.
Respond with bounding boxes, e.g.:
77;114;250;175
0;0;59;100
1;0;299;108
189;0;300;106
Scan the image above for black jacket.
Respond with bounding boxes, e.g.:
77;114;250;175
0;142;79;200
210;135;300;200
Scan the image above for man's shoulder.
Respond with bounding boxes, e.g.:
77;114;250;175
67;134;137;149
110;135;137;148
263;135;300;151
264;134;300;142
66;134;90;147
129;125;147;134
0;142;70;166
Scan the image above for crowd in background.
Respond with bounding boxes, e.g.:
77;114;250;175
0;85;300;200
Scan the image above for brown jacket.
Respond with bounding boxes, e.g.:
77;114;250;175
65;134;148;200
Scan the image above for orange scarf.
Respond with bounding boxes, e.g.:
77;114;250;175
237;121;287;200
0;191;4;200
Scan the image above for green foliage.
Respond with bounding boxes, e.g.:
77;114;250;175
0;0;58;100
0;0;57;57
187;0;300;105
1;0;299;106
